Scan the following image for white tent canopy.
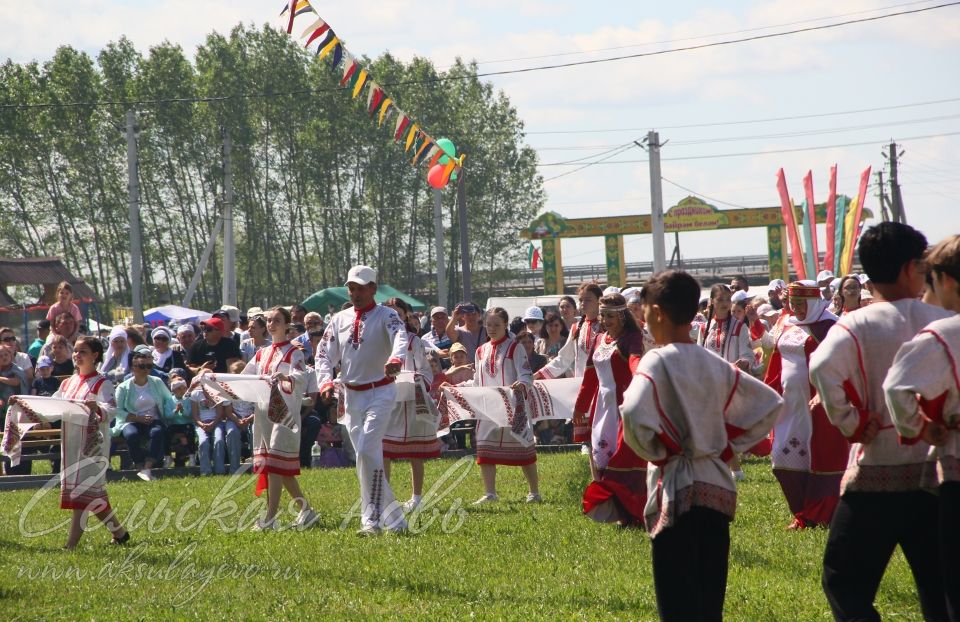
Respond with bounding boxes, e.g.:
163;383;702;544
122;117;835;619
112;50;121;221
143;305;212;325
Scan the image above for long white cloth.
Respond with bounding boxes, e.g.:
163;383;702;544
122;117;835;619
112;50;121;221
3;396;91;466
438;377;581;438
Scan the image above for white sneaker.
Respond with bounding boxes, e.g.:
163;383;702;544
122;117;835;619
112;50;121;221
472;493;499;506
402;498;422;513
733;470;746;482
356;525;382;537
251;517;278;532
580;444;590;455
163;456;174;469
525;493;542;504
384;520;409;535
292;507;319;530
137;468;154;482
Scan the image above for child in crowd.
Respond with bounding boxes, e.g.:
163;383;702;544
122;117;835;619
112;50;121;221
443;342;476;451
31;356;61;397
189;378;239;476
45;281;83;342
225;360;254;465
621;270;783;622
163;369;196;468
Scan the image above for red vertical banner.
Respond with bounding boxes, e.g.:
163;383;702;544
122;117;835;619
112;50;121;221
803;170;820;273
776;168;807;281
824;165;838;274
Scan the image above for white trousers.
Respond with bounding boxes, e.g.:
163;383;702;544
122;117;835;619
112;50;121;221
343;383;406;530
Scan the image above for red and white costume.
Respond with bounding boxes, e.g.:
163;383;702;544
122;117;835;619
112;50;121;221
574;329;648;524
764;283;848;526
622;344;783;536
537;316;599;441
459;335;535;466
699;315;761;376
884;314;960;486
809;299;952;494
316;302;408;531
241;340;306;495
383;330;441;460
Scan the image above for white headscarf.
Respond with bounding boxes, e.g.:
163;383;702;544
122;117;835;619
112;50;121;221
151;327;173;368
100;326;131;374
788;280;838;326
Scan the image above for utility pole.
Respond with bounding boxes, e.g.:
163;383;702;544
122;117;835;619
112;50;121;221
876;171;892;222
126;109;143;323
887;142;906;224
222;128;236;306
433;188;447;309
457;169;472;303
646;131;667;273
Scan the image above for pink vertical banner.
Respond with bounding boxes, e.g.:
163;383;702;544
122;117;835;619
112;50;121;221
803;170;820;273
776;168;807;281
842;166;872;274
824;165;837;274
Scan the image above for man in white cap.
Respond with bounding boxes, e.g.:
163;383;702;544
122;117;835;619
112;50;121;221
316;265;409;535
422;307;452;359
522;306;544;335
816;270;835;300
767;279;787;310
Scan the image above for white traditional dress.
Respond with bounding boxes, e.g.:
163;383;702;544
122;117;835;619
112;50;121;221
764;288;848;526
621;344;783;536
241;340;306;495
699;315;760;375
3;373;115;512
459;335;536;466
885;314;960;487
574;330;648;524
809;299;952;494
383;330;441;460
538;316;599;441
316;302;409;531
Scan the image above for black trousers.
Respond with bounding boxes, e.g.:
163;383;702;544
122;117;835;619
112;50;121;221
651;506;730;622
940;482;960;622
822;491;947;622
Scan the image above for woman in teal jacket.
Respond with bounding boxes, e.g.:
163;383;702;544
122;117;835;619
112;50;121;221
115;347;177;481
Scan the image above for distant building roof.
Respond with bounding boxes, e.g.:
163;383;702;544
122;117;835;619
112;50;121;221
0;257;98;306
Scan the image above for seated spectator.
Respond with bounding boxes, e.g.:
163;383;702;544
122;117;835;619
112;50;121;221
443;343;476;451
0;347;29;474
226;360;254;464
115;348;175;481
28;320;50;363
45;281;83;342
535;312;566;360
518;331;548;374
522;306;545;336
186;318;241;375
508;317;526;339
0;327;34;384
294;312;323;360
48;335;74;379
189;377;239;476
239;315;270;363
162;370;197;468
422;307;453;360
150;327;184;376
101;326;132;385
31;356;61;396
426;351;447;399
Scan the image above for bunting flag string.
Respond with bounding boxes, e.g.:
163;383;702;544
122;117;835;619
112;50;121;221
278;0;462;172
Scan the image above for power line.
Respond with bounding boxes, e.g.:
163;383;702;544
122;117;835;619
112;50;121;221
542;144;639;181
450;0;942;67
2;3;957;111
525;96;960;135
538;130;960;169
659;177;755;208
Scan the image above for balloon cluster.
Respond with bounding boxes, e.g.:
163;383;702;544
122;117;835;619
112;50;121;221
427;137;460;189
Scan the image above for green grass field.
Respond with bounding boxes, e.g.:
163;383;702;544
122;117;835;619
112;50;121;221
0;453;923;621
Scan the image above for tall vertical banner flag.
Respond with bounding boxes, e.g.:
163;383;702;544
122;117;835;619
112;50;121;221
823;165;838;275
832;195;847;274
776;168;807;280
528;243;541;270
841;197;860;276
802;170;820;276
840;166;872;275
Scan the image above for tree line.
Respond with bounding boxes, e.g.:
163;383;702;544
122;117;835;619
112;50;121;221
0;24;544;312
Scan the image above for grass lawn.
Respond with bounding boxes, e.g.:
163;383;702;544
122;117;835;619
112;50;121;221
0;453;923;621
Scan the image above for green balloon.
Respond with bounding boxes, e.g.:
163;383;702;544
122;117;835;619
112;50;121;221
437;137;456;165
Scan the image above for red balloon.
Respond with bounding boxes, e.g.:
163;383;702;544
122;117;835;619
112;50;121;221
427;163;447;189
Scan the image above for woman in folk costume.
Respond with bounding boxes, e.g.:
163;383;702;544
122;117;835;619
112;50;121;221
534;282;603;443
451;307;541;504
764;281;849;529
382;298;441;513
572;293;648;526
240;306;317;531
8;337;130;549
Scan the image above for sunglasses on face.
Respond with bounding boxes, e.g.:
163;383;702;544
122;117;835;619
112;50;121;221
153;336;169;341
0;336;15;343
202;327;218;333
133;363;153;370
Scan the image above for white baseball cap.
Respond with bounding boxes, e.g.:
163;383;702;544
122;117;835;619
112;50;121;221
218;305;240;323
731;290;753;304
621;287;639;300
857;273;871;285
602;286;621;296
345;265;377;286
522;306;544;322
767;279;786;291
816;270;835;285
430;306;448;317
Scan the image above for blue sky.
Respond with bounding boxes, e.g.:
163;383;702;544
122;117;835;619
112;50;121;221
2;0;957;268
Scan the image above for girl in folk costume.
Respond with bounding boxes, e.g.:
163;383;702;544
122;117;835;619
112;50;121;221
835;275;863;317
572;293;648;526
10;337;130;549
764;281;849;529
884;234;960;620
534;282;603;443
450;307;540;504
698;284;759;374
240;306;317;530
622;272;783;622
382;298;441;512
